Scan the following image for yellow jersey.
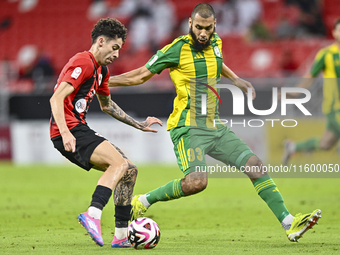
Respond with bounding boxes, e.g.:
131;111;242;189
310;43;340;114
145;33;223;130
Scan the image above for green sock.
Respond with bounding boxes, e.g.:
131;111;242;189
296;138;319;152
145;179;185;205
253;174;289;222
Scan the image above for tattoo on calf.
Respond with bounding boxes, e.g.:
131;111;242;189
114;163;138;206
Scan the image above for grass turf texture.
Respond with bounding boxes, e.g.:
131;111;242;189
0;162;339;254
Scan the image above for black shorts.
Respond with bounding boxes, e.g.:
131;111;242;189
52;123;107;171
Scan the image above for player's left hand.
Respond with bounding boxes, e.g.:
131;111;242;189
233;78;256;100
140;116;163;133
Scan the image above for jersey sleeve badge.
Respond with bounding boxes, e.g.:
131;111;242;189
71;67;82;79
214;46;221;57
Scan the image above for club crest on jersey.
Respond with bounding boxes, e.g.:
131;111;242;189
75;98;86;113
71;67;82;79
214;46;221;57
98;74;103;86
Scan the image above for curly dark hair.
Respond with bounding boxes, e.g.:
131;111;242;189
91;18;127;44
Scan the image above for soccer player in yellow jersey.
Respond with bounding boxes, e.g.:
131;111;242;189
109;3;321;242
283;19;340;164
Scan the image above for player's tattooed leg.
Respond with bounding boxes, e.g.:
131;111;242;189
114;162;138;206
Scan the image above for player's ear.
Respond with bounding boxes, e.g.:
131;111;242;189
98;37;104;47
188;17;192;28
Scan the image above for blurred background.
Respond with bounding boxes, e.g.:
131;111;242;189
0;0;339;166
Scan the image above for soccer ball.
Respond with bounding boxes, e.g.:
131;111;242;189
127;217;161;249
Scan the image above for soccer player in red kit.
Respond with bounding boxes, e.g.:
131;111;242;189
49;18;162;247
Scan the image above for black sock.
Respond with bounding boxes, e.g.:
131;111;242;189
115;205;132;228
90;185;112;210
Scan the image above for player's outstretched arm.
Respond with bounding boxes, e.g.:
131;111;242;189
138;116;163;132
221;63;256;100
50;82;76;152
97;94;163;132
108;66;155;87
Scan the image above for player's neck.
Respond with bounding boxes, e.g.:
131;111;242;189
89;45;101;66
335;41;340;50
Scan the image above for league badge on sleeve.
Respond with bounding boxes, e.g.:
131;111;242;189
71;67;82;79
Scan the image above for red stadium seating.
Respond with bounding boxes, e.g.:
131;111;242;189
0;0;339;93
259;0;285;31
0;0;95;73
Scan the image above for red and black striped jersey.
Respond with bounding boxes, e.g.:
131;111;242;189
50;51;110;139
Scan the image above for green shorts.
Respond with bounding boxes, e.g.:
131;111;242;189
326;112;340;138
170;126;255;175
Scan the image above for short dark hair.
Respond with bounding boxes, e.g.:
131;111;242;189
334;18;340;30
91;18;127;44
191;3;215;20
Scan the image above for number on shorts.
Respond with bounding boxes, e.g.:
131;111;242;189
187;147;203;162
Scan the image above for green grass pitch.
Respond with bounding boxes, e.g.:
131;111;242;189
0;162;339;254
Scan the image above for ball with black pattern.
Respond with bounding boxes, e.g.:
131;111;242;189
127;217;161;249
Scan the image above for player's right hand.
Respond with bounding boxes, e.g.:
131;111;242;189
140;116;163;133
62;132;76;153
233;78;256;100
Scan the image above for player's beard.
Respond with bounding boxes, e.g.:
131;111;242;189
189;25;215;52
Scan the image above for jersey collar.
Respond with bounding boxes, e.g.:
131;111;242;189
88;51;100;68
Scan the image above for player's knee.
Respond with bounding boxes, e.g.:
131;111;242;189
120;163;138;183
108;159;129;175
244;155;266;179
193;178;208;193
120;161;129;173
245;155;262;168
184;178;207;195
129;164;138;177
319;142;333;150
197;178;208;192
